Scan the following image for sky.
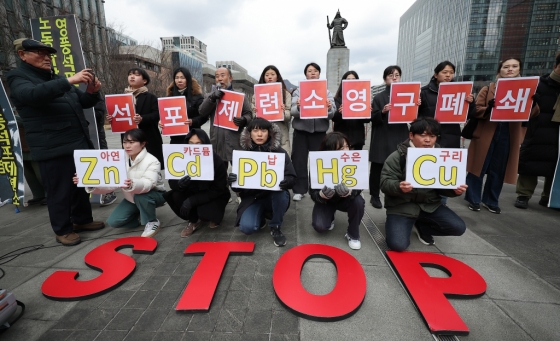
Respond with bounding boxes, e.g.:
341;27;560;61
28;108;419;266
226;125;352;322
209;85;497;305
104;0;417;86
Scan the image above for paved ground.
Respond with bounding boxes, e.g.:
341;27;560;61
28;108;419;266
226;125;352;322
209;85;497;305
1;125;560;341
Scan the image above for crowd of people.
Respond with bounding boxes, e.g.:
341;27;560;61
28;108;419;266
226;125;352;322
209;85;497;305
7;38;560;251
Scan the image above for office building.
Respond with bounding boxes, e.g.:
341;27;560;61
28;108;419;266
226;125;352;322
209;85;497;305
161;35;208;63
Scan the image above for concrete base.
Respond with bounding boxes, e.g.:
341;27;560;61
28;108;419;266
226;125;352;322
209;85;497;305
326;47;350;95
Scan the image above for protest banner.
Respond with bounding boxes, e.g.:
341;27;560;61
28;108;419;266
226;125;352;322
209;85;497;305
163;144;214;181
105;94;137;133
254;83;284;122
548;128;560;208
159;97;189;136
299;79;329;119
231;150;285;191
406;148;468;189
0;82;24;207
342;80;371;119
31;15;100;149
389;82;421;123
214;90;245;131
490;77;540;122
435;82;473;124
308;150;368;189
74;149;127;187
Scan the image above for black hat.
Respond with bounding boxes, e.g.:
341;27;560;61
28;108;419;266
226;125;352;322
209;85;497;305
13;38;57;54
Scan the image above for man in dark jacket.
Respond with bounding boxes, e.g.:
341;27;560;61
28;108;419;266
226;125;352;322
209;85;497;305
7;38;105;246
380;117;467;251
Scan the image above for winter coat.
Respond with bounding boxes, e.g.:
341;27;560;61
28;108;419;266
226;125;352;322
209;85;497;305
87;148;165;204
369;86;410;164
380;139;459;217
198;86;253;162
332;96;369;148
94;100;108;149
7;61;99;161
233;124;297;225
166;79;207;143
290;87;336;133
418;78;475;148
250;89;292;153
518;74;560;177
466;83;525;183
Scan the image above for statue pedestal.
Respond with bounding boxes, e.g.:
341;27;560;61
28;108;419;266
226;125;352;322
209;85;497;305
326;47;350;95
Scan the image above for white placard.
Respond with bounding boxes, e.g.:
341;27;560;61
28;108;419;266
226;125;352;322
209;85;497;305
163;144;214;180
405;148;468;189
231;150;285;191
74;149;127;187
309;150;369;189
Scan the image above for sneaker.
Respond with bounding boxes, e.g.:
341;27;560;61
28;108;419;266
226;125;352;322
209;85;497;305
100;192;117;206
73;221;105;232
292;193;303;201
370;196;382;209
209;221;220;229
329;220;335;230
181;220;202;237
514;196;529;209
538;197;549;207
345;233;361;250
27;197;46;206
413;226;435;245
468;202;480;211
483;203;501;214
56;232;81;246
142;219;161;238
270;227;286;247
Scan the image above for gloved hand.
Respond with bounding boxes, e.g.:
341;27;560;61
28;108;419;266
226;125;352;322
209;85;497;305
180;199;192;218
532;93;540;105
178;175;191;190
233;116;247;127
487;99;495;108
279;177;295;190
227;173;237;186
334;183;350;197
209;89;224;102
320;186;335;199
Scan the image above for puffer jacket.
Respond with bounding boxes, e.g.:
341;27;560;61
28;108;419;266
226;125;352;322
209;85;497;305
250;89;292;152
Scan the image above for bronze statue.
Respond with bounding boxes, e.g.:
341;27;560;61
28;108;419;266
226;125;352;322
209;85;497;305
327;10;348;47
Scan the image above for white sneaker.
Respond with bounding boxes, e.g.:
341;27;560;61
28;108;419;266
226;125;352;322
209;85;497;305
329;220;335;230
142;219;161;237
345;233;361;250
293;193;303;201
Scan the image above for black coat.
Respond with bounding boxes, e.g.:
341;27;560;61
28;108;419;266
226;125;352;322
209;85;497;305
369;86;410;164
332;97;369;148
94;101;108;149
7;61;99;161
518;74;560;177
418;78;475;148
169;93;206;144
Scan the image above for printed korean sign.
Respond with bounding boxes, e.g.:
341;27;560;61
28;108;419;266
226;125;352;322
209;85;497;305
342;80;371;119
490;77;540;121
163;144;214;181
406;148;468;189
105;94;137;133
231;150;285;191
308;150;368;189
159;97;189;136
254;83;284;122
214;90;245;131
299;79;329;119
435;82;473;124
389;82;421;124
74;150;127;187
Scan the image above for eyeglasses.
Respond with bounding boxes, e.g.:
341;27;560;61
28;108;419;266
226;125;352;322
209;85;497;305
26;50;54;58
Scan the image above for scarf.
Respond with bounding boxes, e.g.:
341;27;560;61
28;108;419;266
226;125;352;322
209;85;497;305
124;86;149;105
177;87;187;95
550;70;560;122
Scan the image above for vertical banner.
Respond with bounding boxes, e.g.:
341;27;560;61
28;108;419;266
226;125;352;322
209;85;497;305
74;150;127;187
389;82;421;124
342;80;371;119
159;97;189;136
163;144;214;180
31;15;99;149
254;83;284;122
214;90;245;131
490;77;540;122
299;79;329;119
308;150;369;189
435;82;473;124
548;127;560;208
105;94;137;133
231;150;285;191
0;82;24;207
406;148;468;189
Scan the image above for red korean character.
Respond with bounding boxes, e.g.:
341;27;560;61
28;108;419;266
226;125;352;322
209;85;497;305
440;150;450;162
100;151;109;161
111;151;120;162
183;147;191;156
202;147;210;156
452;151;462;162
341;153;350;162
351;152;361;162
268;155;277;166
193;147;201;156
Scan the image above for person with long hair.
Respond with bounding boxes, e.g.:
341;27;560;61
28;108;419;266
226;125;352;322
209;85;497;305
309;132;365;250
465;58;525;214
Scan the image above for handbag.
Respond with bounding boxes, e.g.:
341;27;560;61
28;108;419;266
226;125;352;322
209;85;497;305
461;118;478;139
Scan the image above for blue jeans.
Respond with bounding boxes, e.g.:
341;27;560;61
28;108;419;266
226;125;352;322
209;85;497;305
107;190;166;228
238;190;289;235
465;123;510;206
311;195;365;240
385;205;466;251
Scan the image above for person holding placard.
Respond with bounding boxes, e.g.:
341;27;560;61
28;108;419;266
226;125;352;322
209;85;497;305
291;62;336;201
380;117;467;251
163;128;231;237
228;118;297;247
333;71;369;150
251;65;292;153
465;58;526;214
309;132;365;250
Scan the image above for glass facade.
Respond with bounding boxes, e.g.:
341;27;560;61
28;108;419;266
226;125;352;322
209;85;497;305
171;51;203;86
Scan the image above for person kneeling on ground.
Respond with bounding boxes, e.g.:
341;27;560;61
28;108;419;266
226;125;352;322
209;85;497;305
381;117;467;251
309;132;365;250
228;118;297;247
163;128;231;237
73;129;166;237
